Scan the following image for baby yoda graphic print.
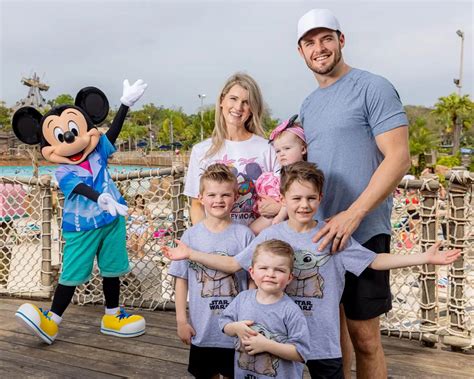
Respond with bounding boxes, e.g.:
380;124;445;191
237;323;283;377
189;251;239;298
286;251;331;298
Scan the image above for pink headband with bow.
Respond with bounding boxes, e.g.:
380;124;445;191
269;115;306;143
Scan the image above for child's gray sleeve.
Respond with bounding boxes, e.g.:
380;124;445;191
285;306;311;362
218;293;241;333
244;228;255;246
340;238;377;277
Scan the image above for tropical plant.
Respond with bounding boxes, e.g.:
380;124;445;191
409;118;439;156
432;93;474;154
408;117;439;175
50;94;74;106
0;101;12;131
119;121;148;151
437;154;461;168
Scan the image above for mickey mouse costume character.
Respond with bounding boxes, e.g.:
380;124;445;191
12;79;147;344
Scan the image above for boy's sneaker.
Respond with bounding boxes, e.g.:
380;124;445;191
101;308;145;338
15;303;58;345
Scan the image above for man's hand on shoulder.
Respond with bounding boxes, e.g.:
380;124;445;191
313;208;365;253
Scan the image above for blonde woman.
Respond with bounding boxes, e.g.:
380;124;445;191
184;73;279;226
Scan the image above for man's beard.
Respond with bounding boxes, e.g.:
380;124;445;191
307;47;342;76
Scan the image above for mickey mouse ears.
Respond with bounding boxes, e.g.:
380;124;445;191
12;106;43;145
75;87;109;124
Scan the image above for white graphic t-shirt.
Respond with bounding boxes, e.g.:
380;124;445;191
184;135;279;225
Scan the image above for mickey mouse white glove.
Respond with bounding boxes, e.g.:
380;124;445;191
97;193;129;217
120;79;148;107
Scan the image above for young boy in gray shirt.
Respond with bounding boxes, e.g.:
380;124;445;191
168;164;254;379
219;239;310;379
165;162;460;379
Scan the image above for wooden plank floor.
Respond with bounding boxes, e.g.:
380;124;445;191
1;297;472;378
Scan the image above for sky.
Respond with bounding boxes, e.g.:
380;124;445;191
1;0;472;120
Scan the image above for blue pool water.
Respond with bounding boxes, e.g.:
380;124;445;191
0;165;155;178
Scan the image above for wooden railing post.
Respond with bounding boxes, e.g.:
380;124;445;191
442;169;473;350
39;175;53;293
171;166;186;240
418;176;440;345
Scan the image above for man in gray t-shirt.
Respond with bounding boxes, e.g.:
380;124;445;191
296;8;410;377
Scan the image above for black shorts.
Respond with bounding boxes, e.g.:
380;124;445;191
188;344;234;378
341;234;392;320
306;358;343;379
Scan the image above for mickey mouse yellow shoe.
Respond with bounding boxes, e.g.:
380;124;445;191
101;308;145;338
15;303;58;345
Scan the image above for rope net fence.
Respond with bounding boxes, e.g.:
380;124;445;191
0;167;472;349
381;171;473;350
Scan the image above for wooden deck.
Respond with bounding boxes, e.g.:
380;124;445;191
1;297;472;378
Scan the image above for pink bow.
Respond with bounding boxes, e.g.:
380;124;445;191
268;115;306;143
269;119;291;142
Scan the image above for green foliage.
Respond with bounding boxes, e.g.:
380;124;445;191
51;94;74;106
408;117;439;156
432;93;474;154
0;101;12;131
436;154;461;168
118;120;148;150
262;112;279;137
405;105;439;134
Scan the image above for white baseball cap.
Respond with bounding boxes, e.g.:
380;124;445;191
297;9;341;42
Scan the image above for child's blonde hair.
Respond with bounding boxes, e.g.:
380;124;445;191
252;239;295;272
199;163;238;194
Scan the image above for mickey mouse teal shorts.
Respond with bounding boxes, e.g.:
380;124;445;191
59;216;130;286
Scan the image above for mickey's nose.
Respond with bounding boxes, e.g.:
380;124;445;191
63;131;76;144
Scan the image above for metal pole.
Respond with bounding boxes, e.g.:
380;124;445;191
198;94;206;141
148;116;153;152
169;118;174;145
456;30;464;96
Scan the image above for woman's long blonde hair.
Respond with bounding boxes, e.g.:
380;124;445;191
204;72;266;159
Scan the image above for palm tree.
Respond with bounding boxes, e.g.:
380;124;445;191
432;93;473;154
409;117;439;174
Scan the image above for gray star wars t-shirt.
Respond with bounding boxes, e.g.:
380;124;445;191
235;221;376;360
169;222;254;348
219;289;310;379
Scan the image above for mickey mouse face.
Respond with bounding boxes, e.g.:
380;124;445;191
41;107;100;164
12;86;109;165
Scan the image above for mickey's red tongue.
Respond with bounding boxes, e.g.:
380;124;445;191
69;151;83;162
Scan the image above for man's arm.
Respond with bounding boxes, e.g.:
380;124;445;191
189;198;205;225
315;126;410;252
369;241;461;270
163;240;243;273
